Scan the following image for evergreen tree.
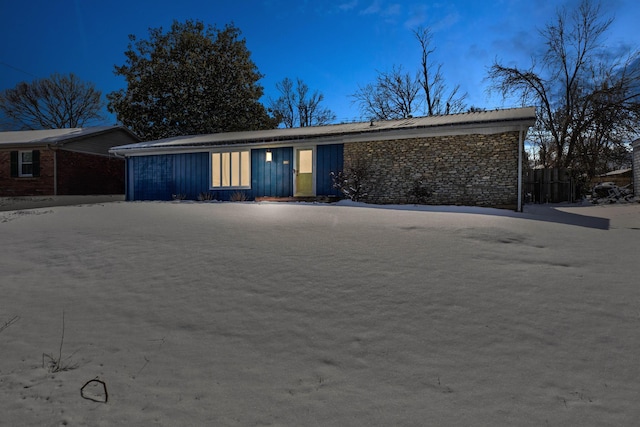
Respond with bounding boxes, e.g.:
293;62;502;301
107;20;278;140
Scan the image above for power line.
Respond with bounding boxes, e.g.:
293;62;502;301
0;61;39;78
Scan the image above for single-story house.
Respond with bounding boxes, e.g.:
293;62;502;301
110;107;537;210
0;127;140;197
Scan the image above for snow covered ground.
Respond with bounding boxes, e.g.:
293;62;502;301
1;200;639;426
0;195;124;212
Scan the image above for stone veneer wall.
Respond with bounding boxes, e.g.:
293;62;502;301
343;131;521;208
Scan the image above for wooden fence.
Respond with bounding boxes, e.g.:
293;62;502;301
524;168;577;203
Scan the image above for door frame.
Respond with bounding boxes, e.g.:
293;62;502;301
293;146;316;197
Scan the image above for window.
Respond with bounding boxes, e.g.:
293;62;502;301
19;151;33;177
211;150;250;188
10;150;40;178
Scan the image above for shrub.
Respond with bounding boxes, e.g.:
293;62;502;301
408;178;432;204
331;157;370;202
198;192;215;201
230;191;248;202
42;311;78;373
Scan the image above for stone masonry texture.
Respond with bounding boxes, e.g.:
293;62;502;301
343;132;520;208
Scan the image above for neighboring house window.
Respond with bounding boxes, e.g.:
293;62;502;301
211;150;250;188
19;151;34;176
10;150;40;178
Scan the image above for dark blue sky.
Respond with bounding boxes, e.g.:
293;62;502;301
1;0;638;125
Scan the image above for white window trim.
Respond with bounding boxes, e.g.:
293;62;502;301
18;150;34;177
210;149;251;190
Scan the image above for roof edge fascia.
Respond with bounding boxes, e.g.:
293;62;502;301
0;126;140;148
0;143;51;151
52;126;140;145
111;116;536;157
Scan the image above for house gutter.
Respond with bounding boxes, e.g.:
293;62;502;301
517;125;524;212
111;151;130;200
48;144;58;196
54;150;57;196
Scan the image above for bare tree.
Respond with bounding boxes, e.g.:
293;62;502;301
352;65;421;120
414;27;467;115
0;73;105;130
350;82;395;121
269;77;336;127
295;79;336;127
352;28;467;120
271;77;296;128
488;0;640;178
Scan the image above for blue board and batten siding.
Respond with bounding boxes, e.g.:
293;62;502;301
126;144;343;201
316;144;343;197
252;147;293;198
127;152;209;201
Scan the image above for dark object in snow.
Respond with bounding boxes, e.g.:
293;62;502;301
408;179;432;204
331;170;368;202
81;377;108;403
0;315;19;334
591;182;635;204
330;156;371;202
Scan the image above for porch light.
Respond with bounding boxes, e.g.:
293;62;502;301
265;149;272;162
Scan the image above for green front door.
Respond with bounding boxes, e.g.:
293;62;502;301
295;148;313;196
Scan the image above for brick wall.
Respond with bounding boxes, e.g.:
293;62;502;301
0;150;55;196
0;149;124;196
343;132;521;208
56;150;124;195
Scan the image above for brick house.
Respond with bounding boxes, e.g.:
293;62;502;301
110;107;536;211
0;127;139;197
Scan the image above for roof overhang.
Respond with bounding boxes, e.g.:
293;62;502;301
110;107;537;157
0;126;140;151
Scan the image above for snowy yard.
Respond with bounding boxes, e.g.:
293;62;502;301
1;200;639;426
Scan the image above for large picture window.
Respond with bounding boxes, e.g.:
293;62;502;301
211;150;250;188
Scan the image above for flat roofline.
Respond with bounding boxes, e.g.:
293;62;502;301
111;111;536;156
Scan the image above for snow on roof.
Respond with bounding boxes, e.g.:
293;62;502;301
599;168;632;176
111;107;537;155
0;126;133;147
